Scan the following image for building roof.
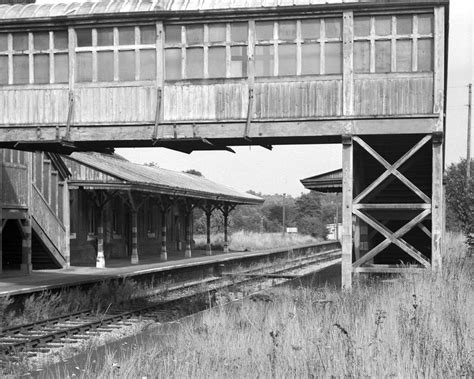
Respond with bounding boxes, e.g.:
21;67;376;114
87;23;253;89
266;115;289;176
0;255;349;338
64;152;263;205
0;0;448;21
301;168;342;193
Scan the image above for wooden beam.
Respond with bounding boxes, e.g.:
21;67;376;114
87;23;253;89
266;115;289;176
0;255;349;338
417;222;432;238
353;203;431;210
353;266;425;274
341;135;353;289
0;118;439;145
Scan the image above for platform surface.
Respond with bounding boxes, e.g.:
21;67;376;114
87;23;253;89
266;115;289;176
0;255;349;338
0;244;335;297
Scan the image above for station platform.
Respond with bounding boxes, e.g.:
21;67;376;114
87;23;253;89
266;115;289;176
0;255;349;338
0;241;340;297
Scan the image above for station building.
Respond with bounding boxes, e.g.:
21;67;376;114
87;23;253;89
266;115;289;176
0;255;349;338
0;149;262;274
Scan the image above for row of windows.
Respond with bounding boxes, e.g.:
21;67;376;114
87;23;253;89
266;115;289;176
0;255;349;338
0;14;434;85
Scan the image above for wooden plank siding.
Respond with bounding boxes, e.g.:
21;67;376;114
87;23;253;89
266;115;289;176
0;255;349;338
1;161;28;208
353;74;433;116
164;81;248;121
0;88;68;124
74;84;156;124
254;78;342;119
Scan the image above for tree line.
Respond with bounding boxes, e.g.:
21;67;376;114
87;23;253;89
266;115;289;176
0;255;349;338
193;190;342;239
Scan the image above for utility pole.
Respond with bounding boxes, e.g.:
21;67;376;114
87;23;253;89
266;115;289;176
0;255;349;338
468;83;472;182
282;193;286;234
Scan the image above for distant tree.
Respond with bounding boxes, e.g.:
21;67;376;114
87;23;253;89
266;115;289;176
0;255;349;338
144;161;159;167
184;169;203;177
445;159;473;234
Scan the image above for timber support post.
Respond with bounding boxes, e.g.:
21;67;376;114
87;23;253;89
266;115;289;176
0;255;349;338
206;210;212;256
21;216;32;274
432;132;443;270
201;201;216;256
87;190;116;268
219;203;236;253
160;201;169;261
183;199;197;259
126;191;149;265
96;207;105;268
131;210;139;264
184;210;192;259
341;135;353;289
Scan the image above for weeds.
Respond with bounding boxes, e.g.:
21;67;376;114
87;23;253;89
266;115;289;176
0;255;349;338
43;232;472;378
0;279;152;330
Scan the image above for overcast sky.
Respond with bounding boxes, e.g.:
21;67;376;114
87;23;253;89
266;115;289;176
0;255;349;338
37;0;474;196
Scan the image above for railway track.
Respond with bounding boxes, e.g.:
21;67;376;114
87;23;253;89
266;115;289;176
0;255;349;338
0;248;340;366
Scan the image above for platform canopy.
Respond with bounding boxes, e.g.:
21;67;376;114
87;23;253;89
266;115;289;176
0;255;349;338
64;152;263;205
301;169;342;193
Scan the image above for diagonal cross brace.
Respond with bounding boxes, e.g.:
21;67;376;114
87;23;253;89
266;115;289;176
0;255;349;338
353;135;432;204
353;208;432;268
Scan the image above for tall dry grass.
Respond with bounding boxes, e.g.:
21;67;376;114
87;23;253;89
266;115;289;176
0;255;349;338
78;232;472;378
194;231;321;251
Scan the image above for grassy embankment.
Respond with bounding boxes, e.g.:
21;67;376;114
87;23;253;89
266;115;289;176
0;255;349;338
74;232;472;378
193;230;321;251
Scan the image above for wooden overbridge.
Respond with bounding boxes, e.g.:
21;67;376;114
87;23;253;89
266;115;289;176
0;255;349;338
0;0;449;287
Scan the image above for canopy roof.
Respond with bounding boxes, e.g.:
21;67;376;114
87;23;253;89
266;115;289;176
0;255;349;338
64;152;263;205
0;0;447;21
301;168;342;193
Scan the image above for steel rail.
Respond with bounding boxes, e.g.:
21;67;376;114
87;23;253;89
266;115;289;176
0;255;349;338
0;249;340;360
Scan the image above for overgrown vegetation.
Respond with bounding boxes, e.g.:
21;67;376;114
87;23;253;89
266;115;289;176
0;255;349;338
70;232;472;378
0;280;148;331
445;158;473;234
193;231;320;251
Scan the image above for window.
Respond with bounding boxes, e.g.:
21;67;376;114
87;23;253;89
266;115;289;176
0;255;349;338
164;22;248;80
353;14;433;73
0;30;69;85
75;25;156;83
255;18;342;77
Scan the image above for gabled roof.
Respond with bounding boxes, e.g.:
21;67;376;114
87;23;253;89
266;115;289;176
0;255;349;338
64;152;263;205
301;168;342;193
0;0;447;21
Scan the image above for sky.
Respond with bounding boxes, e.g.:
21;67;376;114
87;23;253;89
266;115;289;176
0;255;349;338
37;0;474;197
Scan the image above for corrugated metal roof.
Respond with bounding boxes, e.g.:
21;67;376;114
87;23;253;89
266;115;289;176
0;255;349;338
0;0;431;21
66;152;263;204
301;168;342;193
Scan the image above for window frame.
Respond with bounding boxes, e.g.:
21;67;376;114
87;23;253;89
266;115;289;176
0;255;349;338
164;22;249;80
353;13;434;74
0;29;69;85
74;25;157;83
